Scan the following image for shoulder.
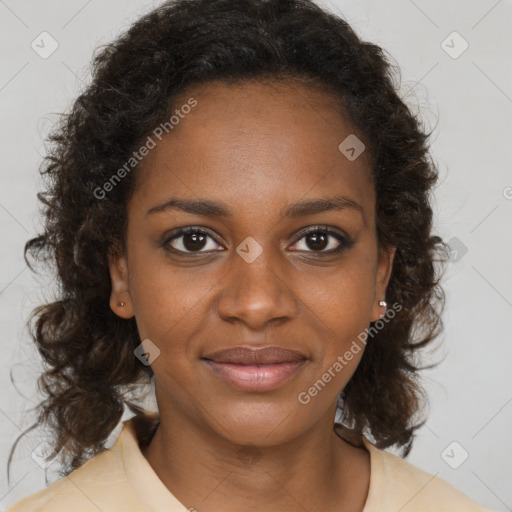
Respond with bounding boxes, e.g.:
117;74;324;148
6;425;141;512
362;437;493;512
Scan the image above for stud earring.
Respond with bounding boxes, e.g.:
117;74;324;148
119;301;126;307
378;300;387;319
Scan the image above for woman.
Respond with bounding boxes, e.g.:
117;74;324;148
7;0;491;510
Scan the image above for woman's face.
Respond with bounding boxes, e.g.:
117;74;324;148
109;79;395;446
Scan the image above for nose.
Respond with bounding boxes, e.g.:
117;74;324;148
217;246;299;330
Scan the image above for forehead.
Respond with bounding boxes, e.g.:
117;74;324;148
130;79;375;225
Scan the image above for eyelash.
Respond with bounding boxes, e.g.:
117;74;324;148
162;225;354;256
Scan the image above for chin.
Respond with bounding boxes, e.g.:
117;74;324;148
206;402;308;447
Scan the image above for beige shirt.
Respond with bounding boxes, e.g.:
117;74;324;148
7;413;491;512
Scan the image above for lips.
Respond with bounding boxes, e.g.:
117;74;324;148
203;346;306;365
202;346;307;392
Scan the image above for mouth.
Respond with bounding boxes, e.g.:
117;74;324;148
201;346;307;392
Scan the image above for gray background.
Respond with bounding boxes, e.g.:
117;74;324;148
1;0;511;510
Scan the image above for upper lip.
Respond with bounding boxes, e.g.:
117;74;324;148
202;346;307;364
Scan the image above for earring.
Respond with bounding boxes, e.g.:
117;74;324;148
119;301;125;307
378;300;387;319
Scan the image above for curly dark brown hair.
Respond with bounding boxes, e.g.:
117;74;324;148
8;0;450;482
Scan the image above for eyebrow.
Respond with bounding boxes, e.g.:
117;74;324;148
146;194;364;219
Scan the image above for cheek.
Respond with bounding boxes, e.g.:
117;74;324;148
127;232;192;313
300;250;376;375
127;247;224;370
131;266;210;343
303;255;376;332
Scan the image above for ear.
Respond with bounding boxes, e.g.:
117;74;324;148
107;245;135;319
370;244;396;322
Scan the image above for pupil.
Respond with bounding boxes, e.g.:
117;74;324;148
180;231;330;252
184;233;206;251
307;232;327;251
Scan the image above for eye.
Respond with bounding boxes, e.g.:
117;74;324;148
163;227;224;254
162;225;354;256
289;225;354;255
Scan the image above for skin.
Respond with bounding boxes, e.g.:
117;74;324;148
108;79;396;512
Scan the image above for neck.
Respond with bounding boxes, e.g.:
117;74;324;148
140;407;370;512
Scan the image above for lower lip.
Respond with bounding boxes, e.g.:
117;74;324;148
203;360;306;392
